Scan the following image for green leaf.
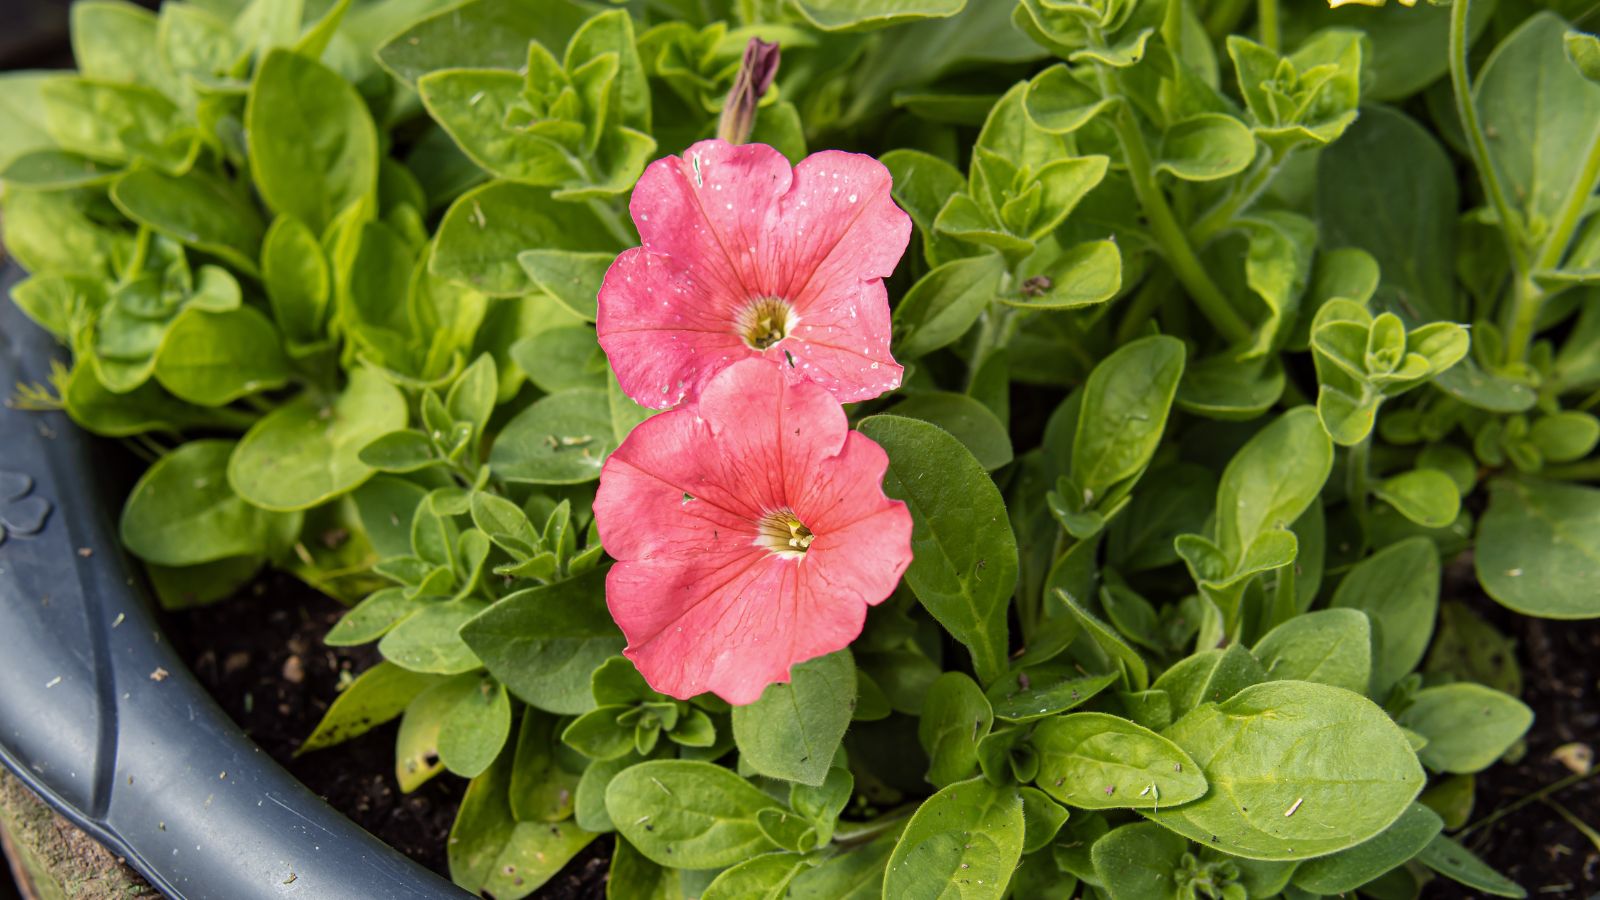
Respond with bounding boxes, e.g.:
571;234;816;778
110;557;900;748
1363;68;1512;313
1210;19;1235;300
732;650;856;787
379;599;489;675
884;778;1024;900
153;306;291;406
449;744;598;898
859;415;1016;685
517;249;611;322
432;181;617;297
1252;609;1371;694
1;150;118;190
917;672;993;787
299;661;440;754
893;253;1007;359
1417;835;1527;898
325;588;423;647
1005;239;1121;310
438;675;513;778
119;440;297;567
1023;64;1116;135
71;1;171;90
1476;479;1600;618
790;0;964;32
1157;113;1256;181
489;388;615;484
1331;537;1440;697
1478;13;1600;249
885;392;1013;471
376;0;593;86
1212;408;1332;574
1;181;133;279
1032;713;1206;811
787;825;902;898
42;78;189;171
1150;644;1266;719
245;49;377;234
1375;468;1461;529
880;148;969;267
110;168;265;275
261;214;330;347
1317;104;1458;323
1146;681;1425;861
1292;802;1443;895
702;853;811;900
1072;336;1185;507
228;368;406;511
985;665;1116;724
418;69;581;186
607;760;782;868
458;567;625;715
1397;683;1532;775
1090;821;1188;900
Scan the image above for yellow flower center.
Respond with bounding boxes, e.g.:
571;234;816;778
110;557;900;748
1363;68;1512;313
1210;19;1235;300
736;296;796;351
756;508;815;558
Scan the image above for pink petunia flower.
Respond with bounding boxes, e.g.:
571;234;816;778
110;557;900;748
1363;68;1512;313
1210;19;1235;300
596;139;911;410
593;358;913;705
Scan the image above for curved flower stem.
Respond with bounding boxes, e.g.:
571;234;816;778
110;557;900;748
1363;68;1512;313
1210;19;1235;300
1188;145;1286;246
1449;0;1544;364
1258;0;1281;52
1092;66;1253;345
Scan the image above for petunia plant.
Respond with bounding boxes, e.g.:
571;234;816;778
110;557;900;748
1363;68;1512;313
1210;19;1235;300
4;0;1598;897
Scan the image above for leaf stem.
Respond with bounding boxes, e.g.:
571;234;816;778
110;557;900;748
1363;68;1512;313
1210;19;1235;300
1458;769;1598;839
1092;66;1252;344
1114;269;1174;345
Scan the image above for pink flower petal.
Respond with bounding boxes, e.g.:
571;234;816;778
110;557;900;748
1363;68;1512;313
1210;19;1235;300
597;140;911;410
593;359;912;704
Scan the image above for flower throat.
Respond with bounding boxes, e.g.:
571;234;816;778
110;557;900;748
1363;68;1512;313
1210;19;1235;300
736;296;795;350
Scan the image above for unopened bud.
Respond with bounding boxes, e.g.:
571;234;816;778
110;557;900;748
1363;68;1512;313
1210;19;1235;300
717;37;780;145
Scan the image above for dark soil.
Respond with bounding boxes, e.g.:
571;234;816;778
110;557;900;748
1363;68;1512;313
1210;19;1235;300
161;571;611;899
1427;583;1600;898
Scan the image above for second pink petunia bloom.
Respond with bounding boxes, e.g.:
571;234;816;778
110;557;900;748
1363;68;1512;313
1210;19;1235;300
597;139;912;410
592;358;913;705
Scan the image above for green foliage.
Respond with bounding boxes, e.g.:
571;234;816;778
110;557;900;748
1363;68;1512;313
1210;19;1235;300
8;1;1590;896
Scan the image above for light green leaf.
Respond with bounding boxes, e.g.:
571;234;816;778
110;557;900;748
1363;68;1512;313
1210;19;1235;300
299;661;440;754
1033;712;1206;811
1417;835;1527;898
228;368;406;511
1252;609;1371;694
1375;468;1461;529
1292;802;1443;895
246;49;377;234
379;599;489;675
110;168;265;274
1147;681;1425;861
893;253;1007;359
1072;335;1185;506
883;778;1024;900
1476;479;1600;618
791;0;964;32
732;650;856;787
438;675;512;778
859;415;1016;685
489;388;615;484
120;440;297;567
1157;113;1256;181
154;306;291;406
432;181;617;297
1397;683;1533;775
1330;537;1439;697
607;760;782;868
458;567;624;715
885;392;1012;471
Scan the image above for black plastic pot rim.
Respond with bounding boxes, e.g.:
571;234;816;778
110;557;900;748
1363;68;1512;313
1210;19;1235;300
0;265;470;900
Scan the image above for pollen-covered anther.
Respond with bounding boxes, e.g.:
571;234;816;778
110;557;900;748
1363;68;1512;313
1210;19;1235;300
735;296;796;351
756;508;815;557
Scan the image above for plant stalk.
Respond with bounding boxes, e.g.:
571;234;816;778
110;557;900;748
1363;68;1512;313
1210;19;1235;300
1093;67;1252;344
1346;433;1373;543
1258;0;1280;52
